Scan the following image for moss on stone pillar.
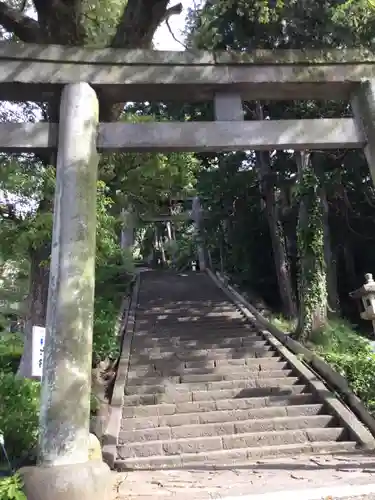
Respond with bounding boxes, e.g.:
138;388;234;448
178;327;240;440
38;83;99;466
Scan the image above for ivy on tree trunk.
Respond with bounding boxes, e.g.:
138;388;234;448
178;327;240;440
295;151;328;342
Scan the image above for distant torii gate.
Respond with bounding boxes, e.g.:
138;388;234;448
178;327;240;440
121;196;206;270
1;43;375;499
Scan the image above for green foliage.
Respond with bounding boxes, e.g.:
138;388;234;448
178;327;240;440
165;230;197;270
0;259;28;317
90;392;100;415
82;0;124;45
93;296;123;362
100;113;200;216
185;0;375;314
310;320;368;356
269;315;296;333
0;158;54;260
93;254;133;363
0;473;26;500
269;315;375;413
0;334;23;373
310;320;375;412
186;0;375;51
93;183;135;362
0;373;40;462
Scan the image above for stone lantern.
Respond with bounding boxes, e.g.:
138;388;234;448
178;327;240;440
350;273;375;333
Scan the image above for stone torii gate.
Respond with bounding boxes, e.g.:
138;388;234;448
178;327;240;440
1;43;375;499
125;196;207;269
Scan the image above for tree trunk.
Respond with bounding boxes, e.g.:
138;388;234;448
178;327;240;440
218;225;225;274
17;244;50;377
166;221;173;241
295;152;327;342
159;233;166;265
342;243;357;291
257;151;297;318
255;102;296;318
120;207;135;250
320;183;339;314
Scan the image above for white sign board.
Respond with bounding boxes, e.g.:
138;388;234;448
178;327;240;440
32;326;45;378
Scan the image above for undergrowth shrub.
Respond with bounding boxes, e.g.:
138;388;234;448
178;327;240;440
164;231;196;270
93;297;122;362
269;313;375;413
0;473;26;500
93;248;134;364
309;320;375;413
0;334;23;374
0;373;40;464
269;315;296;333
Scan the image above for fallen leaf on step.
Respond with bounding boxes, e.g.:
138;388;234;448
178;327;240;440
290;473;304;480
151;481;164;487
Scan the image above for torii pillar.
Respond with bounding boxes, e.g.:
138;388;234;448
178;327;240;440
351;80;375;187
121;206;135;250
20;83;111;500
192;196;206;271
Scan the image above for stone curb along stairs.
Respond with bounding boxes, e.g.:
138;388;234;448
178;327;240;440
104;269;375;471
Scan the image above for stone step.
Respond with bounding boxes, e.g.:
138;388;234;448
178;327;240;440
135;325;257;334
155;355;281;373
179;369;294;383
121;403;325;430
135;322;247;331
123;384;308;406
136;315;244;323
124;377;301;396
136;295;231;300
137;302;241;317
132;331;261;344
132;335;265;349
115;441;358;470
135;320;248;330
131;333;259;346
117;427;346;459
130;348;276;366
137;292;231;298
119;415;335;443
212;354;280;367
136;306;237;315
132;344;270;360
122;393;316;418
127;369;294;386
145;329;254;338
134;339;268;354
128;358;288;375
134;328;265;347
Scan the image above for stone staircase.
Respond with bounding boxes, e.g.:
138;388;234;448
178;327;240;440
115;270;374;470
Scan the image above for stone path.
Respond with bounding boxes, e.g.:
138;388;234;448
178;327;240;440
111;453;375;500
